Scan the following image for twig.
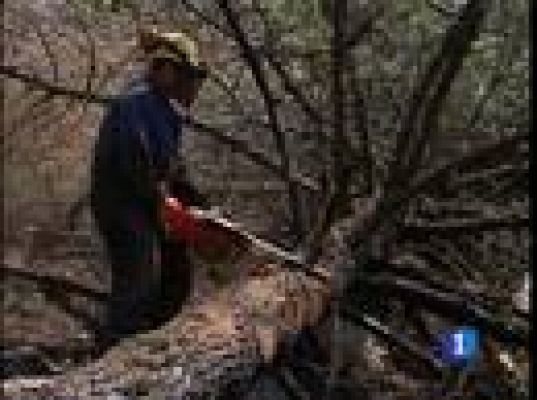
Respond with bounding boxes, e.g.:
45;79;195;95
217;0;304;243
1;65;113;103
387;0;489;193
424;0;460;17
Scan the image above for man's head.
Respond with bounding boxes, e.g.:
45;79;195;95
141;29;208;106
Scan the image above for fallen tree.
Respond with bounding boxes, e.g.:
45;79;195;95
2;0;529;398
1;200;362;398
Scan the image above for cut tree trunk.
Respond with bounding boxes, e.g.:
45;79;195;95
2;198;375;399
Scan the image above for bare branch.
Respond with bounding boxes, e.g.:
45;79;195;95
1;66;322;196
342;5;385;51
181;116;320;194
1;65;113;103
351;65;373;196
2;8;60;135
273;367;312;400
466;35;525;135
303;0;357;261
352;274;528;346
259;44;326;127
387;0;489;191
178;0;230;37
339;308;445;373
330;0;350;189
341;2;493;287
217;0;304;243
1;266;108;302
400;216;529;236
182;0;329;129
466;74;502;132
411;132;528;196
430;162;528;199
424;0;460;17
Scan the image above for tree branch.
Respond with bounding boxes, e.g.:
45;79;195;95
342;5;385;51
387;0;489;191
351;64;373;196
1;65;322;196
1;266;108;302
339;308;445;374
411;132;528;196
351;274;528;346
217;0;304;243
424;0;460;17
303;0;356;262
1;65;113;103
400;216;529;236
340;1;492;290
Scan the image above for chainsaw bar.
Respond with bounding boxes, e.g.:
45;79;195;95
188;206;307;266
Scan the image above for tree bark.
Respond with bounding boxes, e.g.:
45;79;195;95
2;233;348;399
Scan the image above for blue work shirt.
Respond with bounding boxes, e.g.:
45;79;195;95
116;79;182;175
91;79;183;229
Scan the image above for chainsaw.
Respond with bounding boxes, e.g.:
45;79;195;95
141;125;307;267
162;196;306;267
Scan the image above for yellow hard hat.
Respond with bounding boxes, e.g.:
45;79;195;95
140;27;207;78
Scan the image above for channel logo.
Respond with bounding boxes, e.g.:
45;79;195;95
436;327;480;366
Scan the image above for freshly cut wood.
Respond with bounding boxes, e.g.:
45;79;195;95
2;264;331;399
3;189;367;400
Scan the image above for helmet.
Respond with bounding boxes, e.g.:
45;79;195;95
139;27;207;79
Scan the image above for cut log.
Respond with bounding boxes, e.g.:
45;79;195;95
2;199;372;399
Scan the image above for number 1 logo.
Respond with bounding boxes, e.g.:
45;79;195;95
454;332;464;356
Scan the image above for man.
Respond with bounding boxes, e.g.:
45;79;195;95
90;28;208;349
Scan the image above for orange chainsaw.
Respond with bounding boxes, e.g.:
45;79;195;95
161;196;305;265
138;122;305;265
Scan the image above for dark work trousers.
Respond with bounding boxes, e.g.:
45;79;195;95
157;238;191;326
93;208;191;352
